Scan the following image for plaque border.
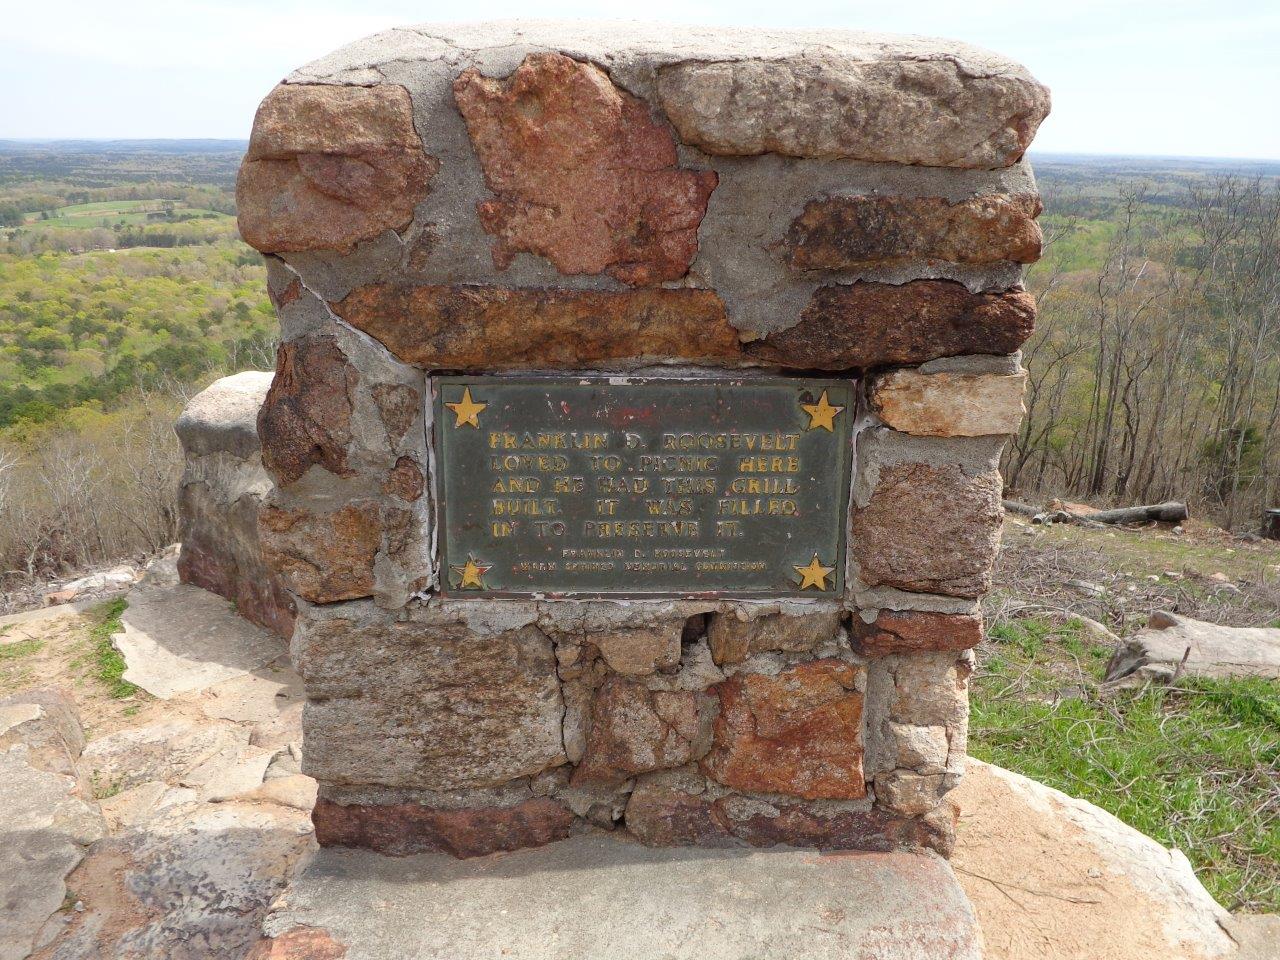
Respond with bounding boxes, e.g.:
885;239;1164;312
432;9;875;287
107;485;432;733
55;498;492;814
429;373;857;601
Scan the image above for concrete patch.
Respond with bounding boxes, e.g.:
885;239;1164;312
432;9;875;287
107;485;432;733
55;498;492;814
260;833;982;959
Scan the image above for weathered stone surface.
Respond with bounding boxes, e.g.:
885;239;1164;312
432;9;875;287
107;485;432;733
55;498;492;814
177;372;295;636
953;759;1235;960
1105;611;1280;682
888;722;951;772
331;284;742;369
723;798;956;856
746;281;1036;371
889;653;971;729
260;834;981;959
454;53;717;285
179;479;295;638
41;800;314;960
258;338;356;486
174;370;275;460
783;193;1042;269
312;796;573;858
0;690;105;960
382;456;424;502
852;611;984;656
370;382;419;446
852;463;1003;598
539;601;712;678
573;679;710;785
248;926;348;960
81;718;250;794
622;774;734;847
624;773;955;855
657;54;1048;168
259;502;381;603
238;83;437;254
701;659;866;800
706;605;841;666
296;606;566;791
0;688;85;780
872;368;1027;436
876;770;948;816
588;629;680;676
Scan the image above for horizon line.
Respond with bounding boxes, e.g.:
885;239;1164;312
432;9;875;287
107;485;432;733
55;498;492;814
0;138;1278;166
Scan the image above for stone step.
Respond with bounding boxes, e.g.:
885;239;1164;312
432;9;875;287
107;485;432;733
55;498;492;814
254;833;981;960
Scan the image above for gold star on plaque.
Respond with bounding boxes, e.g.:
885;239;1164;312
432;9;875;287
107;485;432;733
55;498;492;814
451;556;491;590
800;390;844;432
794;554;834;591
445;387;486;429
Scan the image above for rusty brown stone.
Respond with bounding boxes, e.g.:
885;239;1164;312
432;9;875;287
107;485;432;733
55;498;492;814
177;534;295;639
746;281;1035;371
237;83;437;254
573;678;709;786
247;926;347;960
259;502;380;603
382;456;425;502
454;53;717;285
851;611;984;656
312;796;574;858
706;607;841;666
721;798;956;856
851;463;1003;599
623;779;955;855
782;194;1042;269
331;284;742;369
701;659;866;800
258;338;356;486
623;778;735;847
371;382;420;445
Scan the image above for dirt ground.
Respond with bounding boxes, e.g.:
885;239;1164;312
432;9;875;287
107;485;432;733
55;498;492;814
990;516;1280;632
0;603;170;739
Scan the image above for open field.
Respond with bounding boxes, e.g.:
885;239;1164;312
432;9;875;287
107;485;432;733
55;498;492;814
20;198;230;229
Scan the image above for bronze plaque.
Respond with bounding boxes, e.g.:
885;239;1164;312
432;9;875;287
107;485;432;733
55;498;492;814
432;375;854;598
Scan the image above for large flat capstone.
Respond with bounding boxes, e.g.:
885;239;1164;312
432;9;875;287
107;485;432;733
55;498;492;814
257;834;982;959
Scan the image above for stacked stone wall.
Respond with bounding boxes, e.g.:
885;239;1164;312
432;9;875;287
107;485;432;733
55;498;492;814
236;21;1049;858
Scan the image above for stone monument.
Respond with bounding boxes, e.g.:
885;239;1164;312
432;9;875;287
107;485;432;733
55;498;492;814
236;21;1047;860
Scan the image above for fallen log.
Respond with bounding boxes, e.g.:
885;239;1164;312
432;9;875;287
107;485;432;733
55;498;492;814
1028;500;1188;527
1085;502;1188;525
1002;500;1041;518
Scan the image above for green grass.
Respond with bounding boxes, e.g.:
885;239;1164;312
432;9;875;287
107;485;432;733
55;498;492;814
972;616;1280;912
0;637;44;660
85;598;138;700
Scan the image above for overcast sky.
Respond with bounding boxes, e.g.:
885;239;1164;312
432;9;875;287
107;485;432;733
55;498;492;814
5;1;1279;159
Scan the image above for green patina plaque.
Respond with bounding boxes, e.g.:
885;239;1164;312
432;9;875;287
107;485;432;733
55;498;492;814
432;375;854;598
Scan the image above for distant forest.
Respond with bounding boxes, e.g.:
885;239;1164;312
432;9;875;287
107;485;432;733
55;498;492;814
0;142;1276;585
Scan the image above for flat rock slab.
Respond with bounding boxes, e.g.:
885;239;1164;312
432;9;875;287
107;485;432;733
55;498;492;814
0;690;104;960
113;581;286;699
1105;611;1280;682
952;759;1234;960
260;834;981;960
